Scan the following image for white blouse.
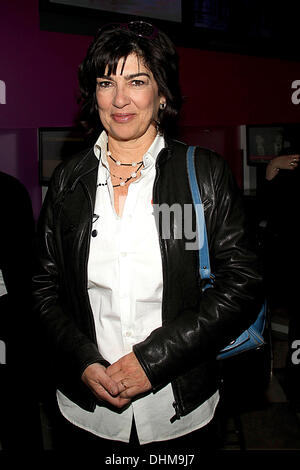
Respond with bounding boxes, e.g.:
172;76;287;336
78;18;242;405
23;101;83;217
57;131;219;445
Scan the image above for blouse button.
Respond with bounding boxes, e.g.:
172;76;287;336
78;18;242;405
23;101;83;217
91;229;98;237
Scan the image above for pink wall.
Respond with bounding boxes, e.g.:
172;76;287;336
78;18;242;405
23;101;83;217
0;1;91;129
1;0;300;218
0;0;92;218
178;47;300;127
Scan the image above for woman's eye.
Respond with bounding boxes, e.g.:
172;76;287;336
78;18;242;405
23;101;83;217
96;81;113;89
131;80;145;87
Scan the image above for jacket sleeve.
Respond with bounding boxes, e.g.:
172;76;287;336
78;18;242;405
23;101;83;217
133;151;264;390
33;166;108;382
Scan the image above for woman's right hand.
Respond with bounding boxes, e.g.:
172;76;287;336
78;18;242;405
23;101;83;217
81;362;131;408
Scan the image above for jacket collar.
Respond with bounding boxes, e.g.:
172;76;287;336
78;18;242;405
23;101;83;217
156;135;187;167
66;135;185;190
67;147;99;192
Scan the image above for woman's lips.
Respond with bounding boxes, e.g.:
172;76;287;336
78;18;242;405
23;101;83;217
112;113;135;123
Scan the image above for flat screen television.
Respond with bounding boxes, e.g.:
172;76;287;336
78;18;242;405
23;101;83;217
39;0;300;60
48;0;182;23
246;124;300;165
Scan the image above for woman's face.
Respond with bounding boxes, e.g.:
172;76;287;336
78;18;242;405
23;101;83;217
95;54;164;143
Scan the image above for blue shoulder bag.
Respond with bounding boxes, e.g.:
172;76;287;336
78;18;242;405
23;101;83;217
186;146;266;360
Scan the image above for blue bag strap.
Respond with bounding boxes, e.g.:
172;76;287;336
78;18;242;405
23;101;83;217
186;146;211;281
187;146;266;359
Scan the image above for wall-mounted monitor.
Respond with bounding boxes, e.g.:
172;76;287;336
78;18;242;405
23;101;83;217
246;124;300;165
39;0;300;60
49;0;182;23
38;127;87;185
39;0;182;41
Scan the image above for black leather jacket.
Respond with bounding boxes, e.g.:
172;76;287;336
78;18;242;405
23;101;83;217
33;137;263;421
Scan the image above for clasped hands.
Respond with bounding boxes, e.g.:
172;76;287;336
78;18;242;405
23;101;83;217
81;352;152;409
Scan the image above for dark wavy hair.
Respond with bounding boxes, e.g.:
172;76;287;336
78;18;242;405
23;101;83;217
78;24;182;138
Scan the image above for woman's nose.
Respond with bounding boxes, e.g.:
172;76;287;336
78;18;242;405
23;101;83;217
112;85;130;108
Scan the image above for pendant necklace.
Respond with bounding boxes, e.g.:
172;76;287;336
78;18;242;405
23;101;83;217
106;146;144;188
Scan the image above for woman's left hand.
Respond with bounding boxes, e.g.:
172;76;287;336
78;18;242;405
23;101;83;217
106;352;152;399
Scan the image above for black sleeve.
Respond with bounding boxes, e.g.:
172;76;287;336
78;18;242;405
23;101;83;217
134;154;263;389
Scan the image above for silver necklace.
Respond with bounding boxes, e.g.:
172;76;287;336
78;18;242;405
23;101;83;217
107;147;144;187
107;147;143;167
108;161;144;187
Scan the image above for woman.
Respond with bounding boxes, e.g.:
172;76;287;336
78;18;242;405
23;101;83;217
263;152;300;412
33;22;263;452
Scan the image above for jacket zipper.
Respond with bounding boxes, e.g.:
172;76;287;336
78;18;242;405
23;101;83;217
56;159;99;348
80;179;99;348
153;149;183;423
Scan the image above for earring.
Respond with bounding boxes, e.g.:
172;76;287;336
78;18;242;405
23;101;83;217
159;102;166;110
